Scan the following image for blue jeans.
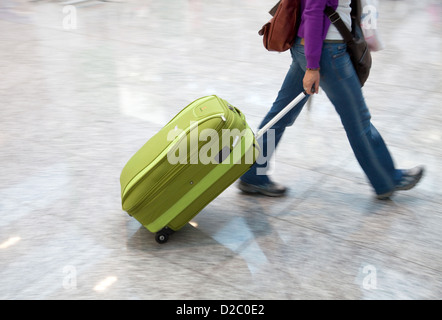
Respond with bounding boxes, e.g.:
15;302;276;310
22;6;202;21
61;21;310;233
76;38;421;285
241;37;402;195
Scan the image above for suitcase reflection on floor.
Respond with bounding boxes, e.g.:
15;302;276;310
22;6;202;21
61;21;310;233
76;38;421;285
127;207;272;276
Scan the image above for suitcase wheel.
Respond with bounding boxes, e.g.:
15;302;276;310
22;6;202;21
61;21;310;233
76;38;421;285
155;232;169;244
155;227;174;244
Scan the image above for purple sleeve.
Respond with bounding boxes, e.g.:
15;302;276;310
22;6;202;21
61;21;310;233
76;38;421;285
299;0;337;69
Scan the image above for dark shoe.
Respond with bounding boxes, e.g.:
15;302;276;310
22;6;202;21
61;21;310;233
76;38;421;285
376;191;393;200
238;180;287;197
395;166;425;191
376;166;425;200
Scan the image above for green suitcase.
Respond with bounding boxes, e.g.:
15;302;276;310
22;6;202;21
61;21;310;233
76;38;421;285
120;95;260;243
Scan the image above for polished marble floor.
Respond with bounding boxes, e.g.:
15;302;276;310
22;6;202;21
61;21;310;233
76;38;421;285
0;0;441;299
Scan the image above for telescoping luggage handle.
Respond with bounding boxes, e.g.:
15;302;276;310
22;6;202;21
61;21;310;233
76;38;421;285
255;90;309;140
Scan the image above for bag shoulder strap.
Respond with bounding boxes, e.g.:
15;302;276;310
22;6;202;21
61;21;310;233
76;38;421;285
324;6;353;43
350;0;363;25
269;1;281;16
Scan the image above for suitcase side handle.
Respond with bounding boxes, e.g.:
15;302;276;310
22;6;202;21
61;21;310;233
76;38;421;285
255;91;309;140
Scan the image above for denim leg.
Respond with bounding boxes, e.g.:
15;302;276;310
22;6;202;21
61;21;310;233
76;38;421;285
319;43;401;194
241;44;309;185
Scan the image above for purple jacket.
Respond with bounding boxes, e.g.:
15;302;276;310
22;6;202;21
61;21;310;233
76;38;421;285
297;0;339;69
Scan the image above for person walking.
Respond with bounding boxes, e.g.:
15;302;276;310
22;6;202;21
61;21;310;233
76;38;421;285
238;0;424;200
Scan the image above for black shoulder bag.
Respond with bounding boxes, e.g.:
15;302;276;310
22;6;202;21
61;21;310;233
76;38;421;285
325;0;372;86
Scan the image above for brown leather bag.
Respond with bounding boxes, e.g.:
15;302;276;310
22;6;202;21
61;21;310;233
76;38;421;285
258;0;301;52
